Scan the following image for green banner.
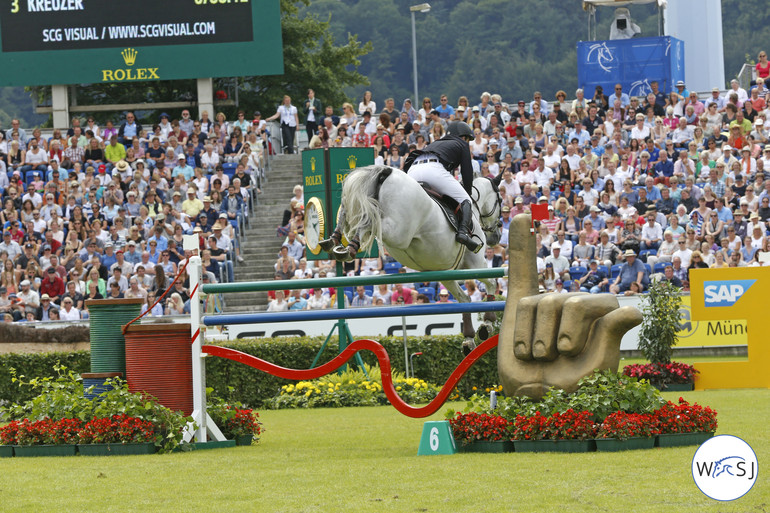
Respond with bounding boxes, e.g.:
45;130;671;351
302;147;376;260
0;0;283;86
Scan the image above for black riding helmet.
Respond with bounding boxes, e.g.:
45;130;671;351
446;121;473;141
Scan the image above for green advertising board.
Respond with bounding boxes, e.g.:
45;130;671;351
302;147;375;261
0;0;283;87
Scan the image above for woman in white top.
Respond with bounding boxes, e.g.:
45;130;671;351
265;95;299;154
59;297;81;321
571;88;587;114
469;129;487;160
306;288;330;310
371;283;391;305
267;290;289;311
341;103;358;128
358;255;382;276
358;91;376;115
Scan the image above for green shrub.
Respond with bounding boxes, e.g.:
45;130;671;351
0;351;90;405
638;280;682;364
206;334;499;407
2;365;191;453
1;334;500;408
451;370;666;423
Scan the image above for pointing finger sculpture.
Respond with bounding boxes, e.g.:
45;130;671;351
498;214;643;399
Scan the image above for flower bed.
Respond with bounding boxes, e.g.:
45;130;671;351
622;362;698;387
266;365;443;409
444;371;718;453
207;391;263;445
0;364;265;455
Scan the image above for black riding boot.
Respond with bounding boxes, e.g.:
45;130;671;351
455;200;483;253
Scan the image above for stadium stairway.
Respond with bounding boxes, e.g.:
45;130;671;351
221;153;304;312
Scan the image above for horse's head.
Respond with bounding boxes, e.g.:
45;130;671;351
473;176;502;247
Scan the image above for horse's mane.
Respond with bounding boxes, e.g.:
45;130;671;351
341;165;391;252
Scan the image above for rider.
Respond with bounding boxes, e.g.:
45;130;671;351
320;121;482;259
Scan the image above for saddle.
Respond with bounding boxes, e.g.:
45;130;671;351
417;182;461;231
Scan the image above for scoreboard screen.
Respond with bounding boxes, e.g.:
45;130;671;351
0;0;283;86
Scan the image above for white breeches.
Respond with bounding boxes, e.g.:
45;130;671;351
407;161;470;205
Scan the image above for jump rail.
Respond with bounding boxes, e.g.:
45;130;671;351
201;267;507;294
183;240;508;441
203;301;506;326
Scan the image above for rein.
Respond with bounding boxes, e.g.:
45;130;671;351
472;183;502;234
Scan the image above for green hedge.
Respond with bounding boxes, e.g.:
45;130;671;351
0;351;91;404
0;336;500;408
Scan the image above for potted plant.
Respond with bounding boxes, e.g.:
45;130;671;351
623;362;698;391
512;410;596;453
77;415;158;456
654;398;717;447
595;411;658;451
631;280;693;390
207;391;263;446
448;411;514;453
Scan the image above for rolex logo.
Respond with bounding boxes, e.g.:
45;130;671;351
347;155;357;169
103;48;158;82
121;48;137;66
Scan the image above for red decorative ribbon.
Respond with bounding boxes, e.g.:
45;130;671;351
202;335;499;418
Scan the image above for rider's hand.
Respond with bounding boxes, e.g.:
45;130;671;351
498;214;642;399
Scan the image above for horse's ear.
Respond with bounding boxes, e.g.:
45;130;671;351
491;173;503;189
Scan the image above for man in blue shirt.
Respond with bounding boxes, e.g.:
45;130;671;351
608;83;631;108
118;112;141;145
654;150;674;182
567;121;590;148
172;154;194;181
610;249;649;294
435;95;455;120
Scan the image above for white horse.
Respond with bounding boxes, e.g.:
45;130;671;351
339;165;502;343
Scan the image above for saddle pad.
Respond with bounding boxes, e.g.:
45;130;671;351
417;182;459;231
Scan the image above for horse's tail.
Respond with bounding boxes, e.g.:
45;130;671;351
342;165;392;253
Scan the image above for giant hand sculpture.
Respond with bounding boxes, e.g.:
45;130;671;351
498;214;642;399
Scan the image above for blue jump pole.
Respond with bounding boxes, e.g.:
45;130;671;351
202;301;506;326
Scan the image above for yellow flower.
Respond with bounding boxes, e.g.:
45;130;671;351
396;386;402;391
472;386;477;391
348;380;356;385
305;391;311;397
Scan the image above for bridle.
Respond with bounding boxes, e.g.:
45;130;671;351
472;179;502;237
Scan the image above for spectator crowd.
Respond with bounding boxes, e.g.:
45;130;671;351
272;59;770;308
6;59;770;319
0;107;265;322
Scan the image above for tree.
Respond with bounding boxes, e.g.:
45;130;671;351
637;280;682;364
239;0;372;119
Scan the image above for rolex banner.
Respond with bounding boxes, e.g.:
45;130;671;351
302;148;376;260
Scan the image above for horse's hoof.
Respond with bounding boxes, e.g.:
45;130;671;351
332;246;354;262
319;238;337;252
476;323;492;342
461;338;477;356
